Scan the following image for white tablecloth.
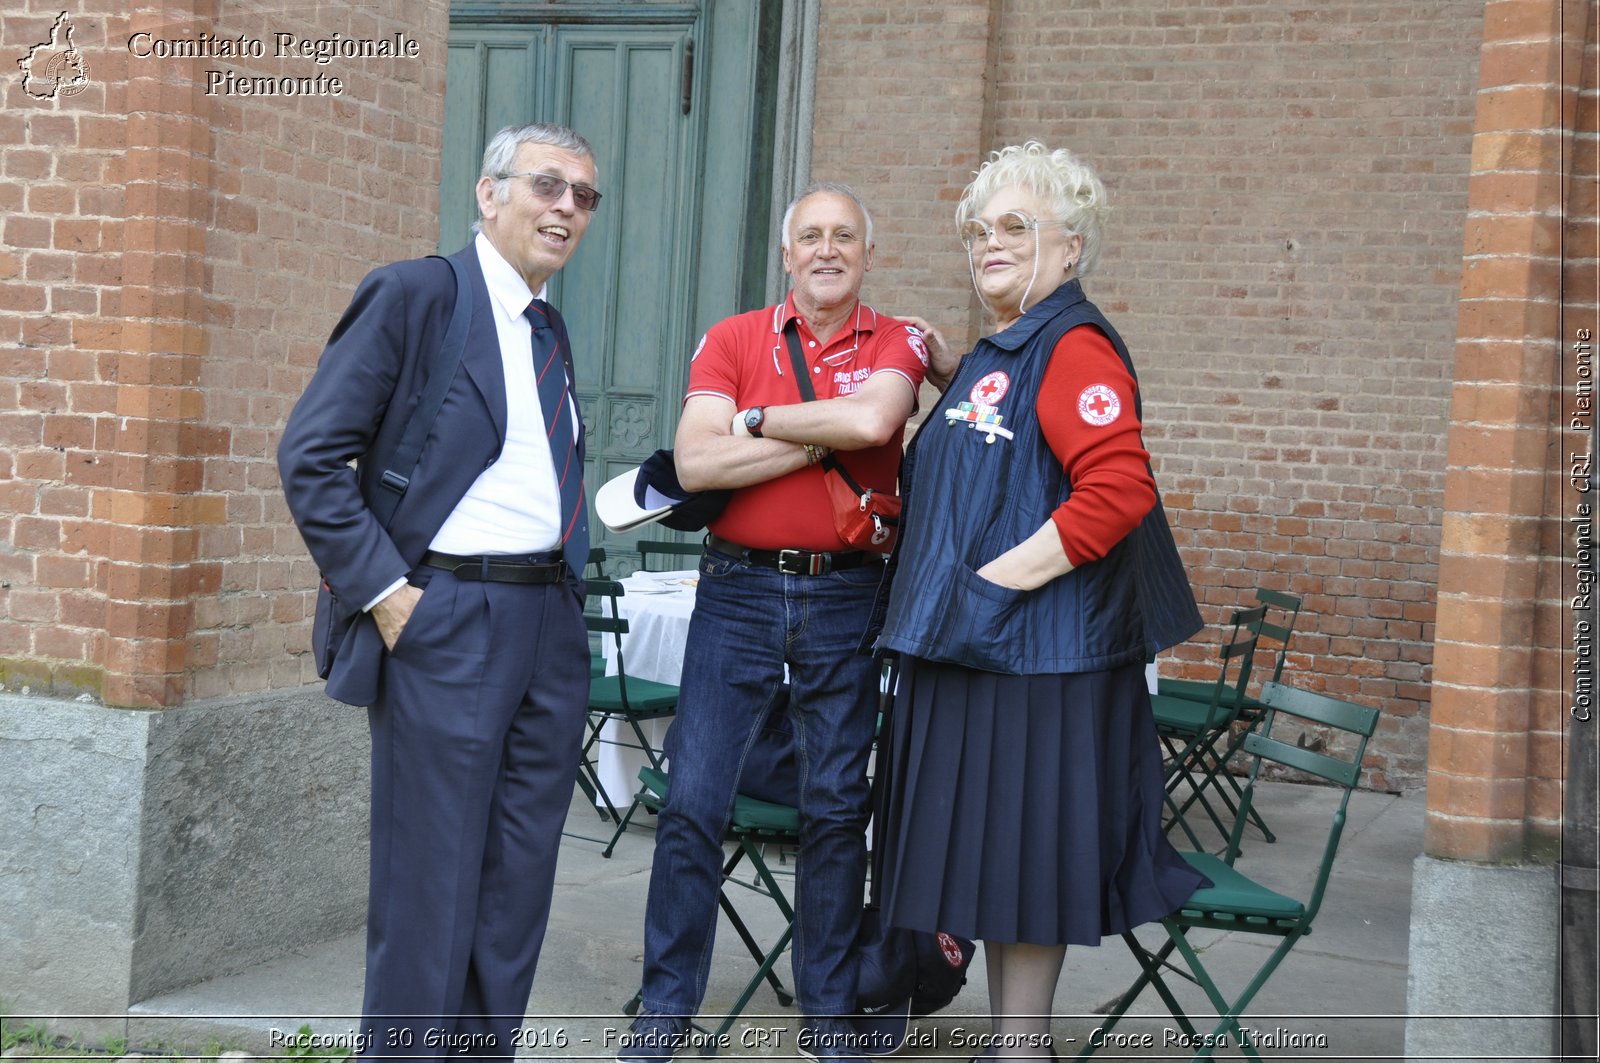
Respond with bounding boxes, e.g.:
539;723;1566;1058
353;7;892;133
599;570;699;685
594;570;698;805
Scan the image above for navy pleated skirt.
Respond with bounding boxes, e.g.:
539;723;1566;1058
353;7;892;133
878;656;1209;946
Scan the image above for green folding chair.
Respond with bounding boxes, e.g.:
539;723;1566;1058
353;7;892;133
587;548;610;679
1151;605;1266;850
1079;680;1380;1062
620;765;799;1053
1158;588;1303;845
574;579;679;829
637;537;705;572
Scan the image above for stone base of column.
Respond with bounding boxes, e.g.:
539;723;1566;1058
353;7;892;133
0;688;368;1017
1404;853;1560;1062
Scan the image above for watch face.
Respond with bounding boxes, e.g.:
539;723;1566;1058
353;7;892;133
746;408;764;432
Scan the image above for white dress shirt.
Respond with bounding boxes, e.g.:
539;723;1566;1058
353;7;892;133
430;233;576;554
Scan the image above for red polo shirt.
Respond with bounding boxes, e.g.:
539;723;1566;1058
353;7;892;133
686;293;928;550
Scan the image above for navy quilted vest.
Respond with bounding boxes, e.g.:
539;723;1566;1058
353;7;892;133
876;280;1201;674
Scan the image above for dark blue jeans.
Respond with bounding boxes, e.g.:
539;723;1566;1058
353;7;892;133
638;546;884;1018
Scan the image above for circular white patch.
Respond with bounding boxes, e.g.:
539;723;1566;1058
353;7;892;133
1077;384;1121;426
905;329;930;367
970;371;1010;405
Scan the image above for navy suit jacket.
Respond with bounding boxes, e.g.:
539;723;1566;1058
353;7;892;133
278;243;585;705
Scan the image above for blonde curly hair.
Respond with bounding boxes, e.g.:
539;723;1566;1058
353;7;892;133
957;141;1110;277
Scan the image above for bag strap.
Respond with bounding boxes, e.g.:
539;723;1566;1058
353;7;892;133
370;254;472;530
781;320;879;496
865;653;900;909
781;319;819;402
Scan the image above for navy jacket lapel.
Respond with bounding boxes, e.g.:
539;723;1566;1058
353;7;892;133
451;245;509;444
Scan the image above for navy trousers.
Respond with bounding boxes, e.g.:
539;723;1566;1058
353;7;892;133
358;566;588;1060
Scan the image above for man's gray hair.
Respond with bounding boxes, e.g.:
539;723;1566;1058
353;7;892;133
473;123;596;231
780;180;875;249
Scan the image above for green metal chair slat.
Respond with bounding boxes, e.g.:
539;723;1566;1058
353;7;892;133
586;675;680;713
1149;695;1221;736
587;549;609;680
1178;852;1305;919
635;766;802;836
1242;733;1362;789
1157;676;1225;704
637;537;705;572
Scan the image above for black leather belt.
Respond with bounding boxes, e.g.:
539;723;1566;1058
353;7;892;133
421;550;567;584
707;534;880;577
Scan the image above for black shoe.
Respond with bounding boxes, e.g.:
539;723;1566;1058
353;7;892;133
616;1014;690;1063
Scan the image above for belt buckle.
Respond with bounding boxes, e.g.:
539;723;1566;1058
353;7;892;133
778;548;827;576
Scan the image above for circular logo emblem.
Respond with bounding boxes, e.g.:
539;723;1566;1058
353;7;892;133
970;371;1009;406
936;931;965;967
905;328;930;367
1077;384;1121;426
47;50;90;97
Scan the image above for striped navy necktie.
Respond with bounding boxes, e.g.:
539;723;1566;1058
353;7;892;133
524;299;587;579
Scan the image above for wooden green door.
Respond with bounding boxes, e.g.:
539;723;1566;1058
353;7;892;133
443;2;778;567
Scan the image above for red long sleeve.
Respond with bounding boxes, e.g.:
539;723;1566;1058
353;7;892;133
1036;324;1156;566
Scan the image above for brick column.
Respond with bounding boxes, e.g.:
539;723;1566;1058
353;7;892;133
1406;1;1591;1056
104;0;225;707
1427;0;1582;863
0;6;126;693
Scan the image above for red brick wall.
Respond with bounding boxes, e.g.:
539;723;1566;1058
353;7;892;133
811;0;999;342
186;2;446;701
1;1;447;707
814;0;1486;789
3;3;131;700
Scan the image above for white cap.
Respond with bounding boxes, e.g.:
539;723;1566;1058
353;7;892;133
595;465;673;533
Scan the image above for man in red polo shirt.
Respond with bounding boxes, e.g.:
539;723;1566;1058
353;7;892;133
619;182;928;1063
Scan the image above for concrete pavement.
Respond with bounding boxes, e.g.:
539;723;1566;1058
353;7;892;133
104;779;1422;1061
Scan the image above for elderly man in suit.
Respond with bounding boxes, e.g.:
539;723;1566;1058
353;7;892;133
278;122;600;1059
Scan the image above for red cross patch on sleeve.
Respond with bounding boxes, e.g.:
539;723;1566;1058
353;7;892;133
905;328;930;367
1077;384;1122;426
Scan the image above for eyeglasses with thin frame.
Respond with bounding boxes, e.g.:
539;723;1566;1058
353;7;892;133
959;211;1065;253
501;171;603;212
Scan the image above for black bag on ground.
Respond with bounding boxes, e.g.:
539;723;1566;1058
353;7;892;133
735;687;798;806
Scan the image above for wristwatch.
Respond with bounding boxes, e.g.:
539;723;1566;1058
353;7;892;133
743;406;766;437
